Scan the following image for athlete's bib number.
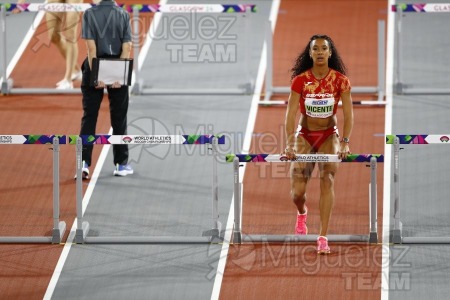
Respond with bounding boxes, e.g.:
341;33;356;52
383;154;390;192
304;98;335;118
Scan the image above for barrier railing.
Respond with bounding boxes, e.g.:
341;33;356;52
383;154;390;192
74;134;225;244
0;3;256;95
387;134;450;243
0;135;66;243
227;153;383;244
392;3;450;95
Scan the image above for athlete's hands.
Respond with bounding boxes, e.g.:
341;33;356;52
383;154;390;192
338;141;350;160
283;147;296;161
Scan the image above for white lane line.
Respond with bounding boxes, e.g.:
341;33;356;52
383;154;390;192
43;1;167;298
6;6;46;78
210;1;281;299
43;138;111;300
382;0;396;299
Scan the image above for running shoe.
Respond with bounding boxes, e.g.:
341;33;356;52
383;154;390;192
56;79;73;89
74;160;89;180
113;163;134;177
317;236;331;254
71;71;82;81
295;206;308;235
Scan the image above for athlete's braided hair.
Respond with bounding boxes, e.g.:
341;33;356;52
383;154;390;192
290;34;348;80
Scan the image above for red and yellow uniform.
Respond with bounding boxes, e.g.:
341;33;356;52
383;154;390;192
291;68;351;151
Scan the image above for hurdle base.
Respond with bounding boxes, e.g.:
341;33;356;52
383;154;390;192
139;87;250;96
51;221;66;244
0;78;13;95
83;236;213;244
401;87;450;95
238;234;370;243
369;231;378;244
392;229;403;244
400;237;450;244
0;236;53;243
233;231;242;244
202;223;222;243
130;80;143;95
75;221;90;244
9;88;82;95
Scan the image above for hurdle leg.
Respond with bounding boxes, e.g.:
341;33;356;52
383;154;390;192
369;157;378;243
377;20;386;102
264;20;273;101
130;7;142;95
202;136;222;242
51;137;66;243
75;137;90;244
1;6;8;95
232;157;242;243
394;9;404;94
392;137;403;243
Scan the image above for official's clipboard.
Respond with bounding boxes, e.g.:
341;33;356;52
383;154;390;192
90;58;133;86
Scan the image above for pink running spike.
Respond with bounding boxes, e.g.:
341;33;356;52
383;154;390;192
295;206;308;235
317;236;331;254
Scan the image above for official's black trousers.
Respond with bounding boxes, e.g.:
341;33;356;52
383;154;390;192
80;58;129;167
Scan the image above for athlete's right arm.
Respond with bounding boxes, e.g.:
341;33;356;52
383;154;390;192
285;91;300;159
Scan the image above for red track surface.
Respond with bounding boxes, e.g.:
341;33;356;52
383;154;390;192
0;1;387;298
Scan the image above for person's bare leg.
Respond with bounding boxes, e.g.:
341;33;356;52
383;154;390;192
45;2;81;84
63;10;81;79
317;134;339;237
291;136;314;213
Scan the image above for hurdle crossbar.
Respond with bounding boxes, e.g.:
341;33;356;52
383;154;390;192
393;4;450;95
388;135;450;243
263;19;386;104
0;3;257;13
0;135;66;243
74;134;225;244
229;153;382;244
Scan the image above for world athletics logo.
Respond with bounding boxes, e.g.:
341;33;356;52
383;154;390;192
122;136;132;144
440;136;449;143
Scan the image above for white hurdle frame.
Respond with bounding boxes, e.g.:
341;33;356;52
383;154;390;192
231;154;380;244
390;135;450;243
262;19;386;104
74;135;222;244
393;4;450;95
0;136;66;243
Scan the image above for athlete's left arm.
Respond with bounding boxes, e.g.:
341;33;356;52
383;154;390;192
339;90;353;159
340;90;354;140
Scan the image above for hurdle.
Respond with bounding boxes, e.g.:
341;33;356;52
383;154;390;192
227;153;384;244
387;134;450;243
0;135;66;243
392;4;450;95
0;3;256;95
72;134;225;244
261;19;386;105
